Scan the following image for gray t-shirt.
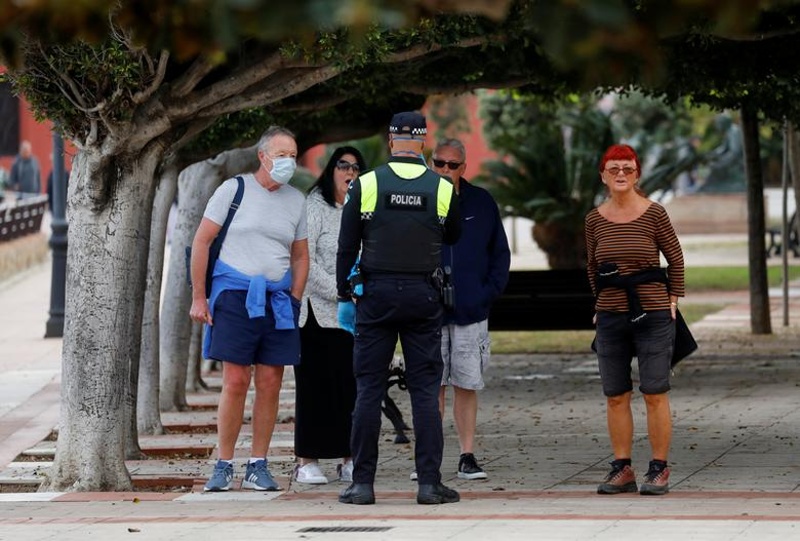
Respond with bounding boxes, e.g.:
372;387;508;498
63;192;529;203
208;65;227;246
203;173;307;281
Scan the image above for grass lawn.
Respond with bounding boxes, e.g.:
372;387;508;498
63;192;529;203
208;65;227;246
685;265;800;291
490;303;723;354
483;265;797;354
486;264;800;354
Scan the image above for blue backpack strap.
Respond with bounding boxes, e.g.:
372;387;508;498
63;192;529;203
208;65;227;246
203;176;244;292
186;176;246;293
216;175;245;246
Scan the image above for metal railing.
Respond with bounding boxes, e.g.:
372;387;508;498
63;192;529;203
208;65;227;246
0;192;48;242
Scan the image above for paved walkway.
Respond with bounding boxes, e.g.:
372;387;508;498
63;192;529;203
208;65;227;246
1;235;800;540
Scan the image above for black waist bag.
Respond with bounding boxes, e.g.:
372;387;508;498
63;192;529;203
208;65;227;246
590;308;698;367
671;309;698;367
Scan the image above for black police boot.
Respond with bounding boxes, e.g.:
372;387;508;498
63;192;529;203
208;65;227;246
417;482;460;504
338;483;375;505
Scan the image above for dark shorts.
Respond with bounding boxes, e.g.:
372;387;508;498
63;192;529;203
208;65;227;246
207;290;301;366
595;310;675;397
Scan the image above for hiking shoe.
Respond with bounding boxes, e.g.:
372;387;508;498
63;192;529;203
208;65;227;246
242;459;279;491
339;483;375;505
337;460;353;483
410;470;418;481
417;482;460;504
204;460;234;492
597;460;637;494
457;453;488;480
640;461;670;496
294;462;328;485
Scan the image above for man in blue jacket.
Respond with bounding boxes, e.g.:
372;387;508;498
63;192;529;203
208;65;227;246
9;140;41;198
431;138;510;480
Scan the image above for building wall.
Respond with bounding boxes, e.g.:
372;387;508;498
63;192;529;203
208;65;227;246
0;66;76;195
428;94;497;181
300;94;497;179
2;79;494;195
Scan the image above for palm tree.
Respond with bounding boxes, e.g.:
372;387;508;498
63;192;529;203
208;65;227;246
478;89;702;268
477;91;614;268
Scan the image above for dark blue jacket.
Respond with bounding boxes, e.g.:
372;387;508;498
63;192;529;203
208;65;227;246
442;179;510;325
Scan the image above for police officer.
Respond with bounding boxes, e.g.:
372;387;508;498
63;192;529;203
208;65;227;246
336;111;461;505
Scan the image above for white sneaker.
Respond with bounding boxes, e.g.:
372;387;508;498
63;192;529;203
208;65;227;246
410;470;418;481
337;460;353;482
294;462;328;484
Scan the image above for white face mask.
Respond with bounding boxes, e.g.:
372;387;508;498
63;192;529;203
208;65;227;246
269;157;296;184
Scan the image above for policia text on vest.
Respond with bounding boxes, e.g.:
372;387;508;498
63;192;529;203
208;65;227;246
388;193;425;208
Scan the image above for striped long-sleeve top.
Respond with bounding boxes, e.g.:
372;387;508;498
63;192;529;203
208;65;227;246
585;202;685;313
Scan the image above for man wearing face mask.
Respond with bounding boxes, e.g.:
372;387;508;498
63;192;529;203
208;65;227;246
190;126;309;492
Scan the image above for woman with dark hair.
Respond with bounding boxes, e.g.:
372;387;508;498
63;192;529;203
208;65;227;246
585;144;684;496
293;146;367;484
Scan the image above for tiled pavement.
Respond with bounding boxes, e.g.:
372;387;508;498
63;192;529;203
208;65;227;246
1;239;800;540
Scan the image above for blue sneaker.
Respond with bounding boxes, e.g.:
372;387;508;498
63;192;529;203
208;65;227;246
242;459;279;491
204;460;234;492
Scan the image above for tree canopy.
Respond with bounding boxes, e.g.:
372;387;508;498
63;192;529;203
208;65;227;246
8;2;560;168
0;1;514;62
7;0;800;151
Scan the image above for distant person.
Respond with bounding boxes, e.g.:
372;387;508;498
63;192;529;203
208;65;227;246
189;126;309;492
9;140;41;197
428;138;510;481
698;114;745;193
585;144;685;497
293;147;366;485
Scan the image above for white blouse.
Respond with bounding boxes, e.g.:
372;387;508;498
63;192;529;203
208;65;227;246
299;188;344;329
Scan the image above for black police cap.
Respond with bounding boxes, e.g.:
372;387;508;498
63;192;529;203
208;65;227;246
389;111;427;136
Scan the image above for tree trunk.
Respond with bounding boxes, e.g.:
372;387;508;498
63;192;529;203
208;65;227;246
186;321;208;391
740;105;772;334
44;146;162;491
159;147;259;411
137;163;178;435
531;221;586;269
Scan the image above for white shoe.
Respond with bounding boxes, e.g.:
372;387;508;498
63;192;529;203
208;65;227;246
294;462;328;484
410;470;418;481
337;460;353;482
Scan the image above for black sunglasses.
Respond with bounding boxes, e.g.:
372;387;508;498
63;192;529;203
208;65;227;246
432;159;463;170
336;160;360;173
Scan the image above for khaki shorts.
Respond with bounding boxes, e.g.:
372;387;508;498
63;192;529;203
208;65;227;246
441;320;491;390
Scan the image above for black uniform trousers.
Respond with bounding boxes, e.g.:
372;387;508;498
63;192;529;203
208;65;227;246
351;274;444;485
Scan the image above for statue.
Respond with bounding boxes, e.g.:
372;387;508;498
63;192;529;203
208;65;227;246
697;114;746;193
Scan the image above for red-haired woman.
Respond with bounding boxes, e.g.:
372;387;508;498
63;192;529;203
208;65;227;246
584;144;685;496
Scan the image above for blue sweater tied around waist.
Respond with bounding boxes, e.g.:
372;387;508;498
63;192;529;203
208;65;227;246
203;259;294;359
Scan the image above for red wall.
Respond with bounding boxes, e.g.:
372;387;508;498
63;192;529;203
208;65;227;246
1;65;75;194
0;97;56;194
301;94;496;179
2;78;493;193
425;94;497;181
